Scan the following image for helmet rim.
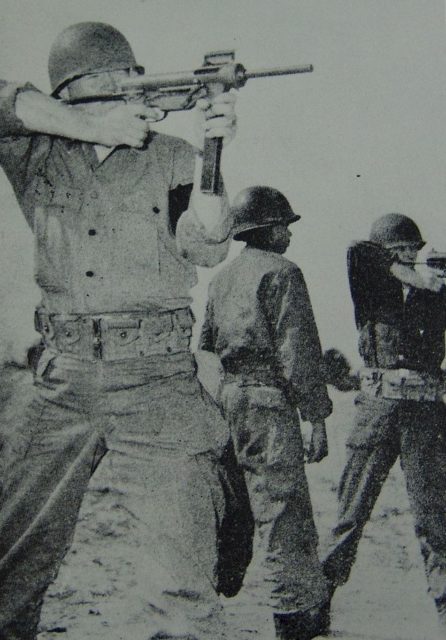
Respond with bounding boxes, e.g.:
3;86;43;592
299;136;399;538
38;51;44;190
231;186;300;240
369;212;425;248
233;214;300;240
48;22;144;96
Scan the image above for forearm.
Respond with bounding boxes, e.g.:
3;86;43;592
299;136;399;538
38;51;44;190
16;89;100;142
390;262;443;292
189;157;232;241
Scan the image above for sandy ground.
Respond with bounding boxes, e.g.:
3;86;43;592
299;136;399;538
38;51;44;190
37;389;444;640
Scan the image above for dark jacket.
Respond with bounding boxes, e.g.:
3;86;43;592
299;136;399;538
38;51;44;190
348;241;446;375
199;247;332;423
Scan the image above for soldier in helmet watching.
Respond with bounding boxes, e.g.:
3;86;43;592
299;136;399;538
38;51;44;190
199;186;333;640
0;21;248;640
322;213;446;629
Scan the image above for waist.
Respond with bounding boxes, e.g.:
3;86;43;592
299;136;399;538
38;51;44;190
35;307;194;362
223;362;281;387
360;367;446;403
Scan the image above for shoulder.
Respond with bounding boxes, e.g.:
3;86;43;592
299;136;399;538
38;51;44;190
348;240;391;262
265;253;303;281
251;252;305;294
242;248;301;274
206;261;233;298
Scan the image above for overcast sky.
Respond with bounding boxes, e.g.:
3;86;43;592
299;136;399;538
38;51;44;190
0;0;445;363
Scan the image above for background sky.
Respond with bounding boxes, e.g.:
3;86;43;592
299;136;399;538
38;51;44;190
0;0;445;364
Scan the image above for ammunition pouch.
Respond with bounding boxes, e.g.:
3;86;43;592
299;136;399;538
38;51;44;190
360;367;446;403
34;307;193;362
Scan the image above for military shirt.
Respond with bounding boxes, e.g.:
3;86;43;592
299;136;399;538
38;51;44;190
348;241;446;374
199;247;332;423
0;82;231;314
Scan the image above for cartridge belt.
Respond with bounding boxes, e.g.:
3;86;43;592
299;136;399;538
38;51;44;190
35;307;193;362
360;367;446;403
223;363;282;388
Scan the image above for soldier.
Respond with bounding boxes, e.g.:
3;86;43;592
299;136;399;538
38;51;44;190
0;21;251;640
322;213;446;629
199;186;333;640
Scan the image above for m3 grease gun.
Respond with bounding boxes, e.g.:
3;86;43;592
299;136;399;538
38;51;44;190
425;251;446;273
66;50;313;194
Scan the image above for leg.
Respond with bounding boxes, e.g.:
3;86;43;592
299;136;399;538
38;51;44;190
400;402;446;626
0;381;101;639
322;394;399;589
223;382;329;639
41;360;233;640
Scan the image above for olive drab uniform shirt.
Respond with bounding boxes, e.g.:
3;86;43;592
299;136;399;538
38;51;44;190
200;247;332;423
0;82;232;313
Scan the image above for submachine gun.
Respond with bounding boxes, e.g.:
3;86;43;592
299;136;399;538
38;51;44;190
425;250;446;273
66;50;313;194
413;250;446;277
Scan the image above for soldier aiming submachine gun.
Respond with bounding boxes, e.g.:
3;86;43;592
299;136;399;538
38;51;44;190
65;50;313;194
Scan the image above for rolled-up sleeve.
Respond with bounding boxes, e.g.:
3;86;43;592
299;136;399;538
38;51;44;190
169;137;231;267
0;80;37;137
0;82;48;214
266;264;333;422
176;207;231;267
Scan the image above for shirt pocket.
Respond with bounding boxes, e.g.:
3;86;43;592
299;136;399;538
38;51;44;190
33;182;84;291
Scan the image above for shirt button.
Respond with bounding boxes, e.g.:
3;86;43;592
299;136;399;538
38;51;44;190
85;271;94;277
153;206;160;214
88;229;97;236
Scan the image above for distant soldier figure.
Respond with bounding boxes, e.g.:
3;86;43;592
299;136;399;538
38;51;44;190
323;213;446;628
199;186;333;640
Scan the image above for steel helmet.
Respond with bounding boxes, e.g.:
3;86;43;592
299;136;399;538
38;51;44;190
369;213;425;248
48;22;144;96
231;186;300;240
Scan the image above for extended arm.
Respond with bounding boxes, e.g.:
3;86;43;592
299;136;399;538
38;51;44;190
186;91;236;239
174;93;237;267
390;262;443;292
15;88;153;147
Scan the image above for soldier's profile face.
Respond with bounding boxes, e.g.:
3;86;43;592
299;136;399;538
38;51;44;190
384;242;419;265
65;68;135;101
270;224;291;254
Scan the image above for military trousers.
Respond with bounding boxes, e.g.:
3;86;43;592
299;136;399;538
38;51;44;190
0;348;245;640
323;392;446;621
221;380;329;615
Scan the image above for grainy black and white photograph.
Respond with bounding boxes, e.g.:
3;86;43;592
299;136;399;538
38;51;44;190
0;1;445;639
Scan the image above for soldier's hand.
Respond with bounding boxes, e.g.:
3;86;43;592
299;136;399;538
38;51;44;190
391;263;444;293
306;421;328;463
420;266;445;292
194;91;237;150
91;103;153;148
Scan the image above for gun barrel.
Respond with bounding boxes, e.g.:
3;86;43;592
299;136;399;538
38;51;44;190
245;64;313;80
